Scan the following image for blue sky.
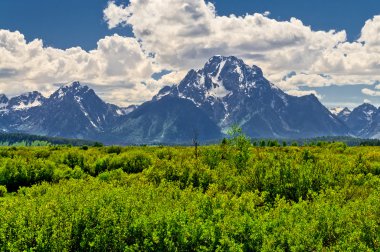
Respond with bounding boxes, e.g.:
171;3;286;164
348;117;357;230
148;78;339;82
0;0;378;50
0;0;380;108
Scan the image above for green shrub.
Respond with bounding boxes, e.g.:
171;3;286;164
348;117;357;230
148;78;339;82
0;144;380;250
0;185;6;197
121;152;152;173
107;145;122;154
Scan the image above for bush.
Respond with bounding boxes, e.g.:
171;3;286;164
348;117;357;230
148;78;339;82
107;146;122;155
202;148;221;169
62;152;84;169
0;185;6;197
1;144;380;250
121;153;152;173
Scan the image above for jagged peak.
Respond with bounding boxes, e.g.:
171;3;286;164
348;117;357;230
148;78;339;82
17;91;45;99
61;81;88;90
204;55;245;71
201;56;266;91
7;91;46;111
252;65;263;77
337;107;352;118
340;107;351;114
355;103;377;111
0;94;8;103
207;55;240;62
330;107;350;115
163;55;280;104
51;81;91;100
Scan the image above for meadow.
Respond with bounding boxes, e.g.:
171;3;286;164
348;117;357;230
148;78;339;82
1;133;380;251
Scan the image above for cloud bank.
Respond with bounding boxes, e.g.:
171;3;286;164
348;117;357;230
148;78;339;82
103;0;380;96
1;0;380;106
0;30;159;105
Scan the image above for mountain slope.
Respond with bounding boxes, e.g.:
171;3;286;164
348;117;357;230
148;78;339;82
152;56;348;139
0;82;127;140
3;56;379;143
345;103;377;137
112;96;222;144
337;107;351;122
25;82;127;138
347;104;380;139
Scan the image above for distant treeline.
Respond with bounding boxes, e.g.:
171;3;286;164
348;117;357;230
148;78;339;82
0;132;100;147
159;136;380;147
293;136;380;147
0;132;379;147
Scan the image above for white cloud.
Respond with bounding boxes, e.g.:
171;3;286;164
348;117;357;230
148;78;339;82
286;89;322;100
104;0;380;92
2;0;380;107
107;0;346;72
103;2;130;29
105;0;346;73
0;30;159;106
359;16;380;48
362;88;380;97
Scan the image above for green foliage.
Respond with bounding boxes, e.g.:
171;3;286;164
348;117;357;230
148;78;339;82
93;142;104;147
260;140;266;147
0;132;98;146
0;185;6;197
0;144;380;250
226;125;251;170
107;145;123;154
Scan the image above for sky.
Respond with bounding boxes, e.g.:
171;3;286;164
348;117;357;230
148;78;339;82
0;0;380;108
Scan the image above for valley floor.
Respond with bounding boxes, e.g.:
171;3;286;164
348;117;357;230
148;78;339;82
1;143;380;251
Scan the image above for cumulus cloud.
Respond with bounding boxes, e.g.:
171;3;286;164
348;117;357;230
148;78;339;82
103;2;130;29
285;89;322;100
362;88;380;97
105;0;346;71
2;0;380;107
0;30;159;106
104;0;380;92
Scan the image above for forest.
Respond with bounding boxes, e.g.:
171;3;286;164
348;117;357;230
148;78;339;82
1;130;380;251
0;132;98;147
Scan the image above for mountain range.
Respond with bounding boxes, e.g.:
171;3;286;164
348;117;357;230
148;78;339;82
0;56;379;144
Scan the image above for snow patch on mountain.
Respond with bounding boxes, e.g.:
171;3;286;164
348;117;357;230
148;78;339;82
330;107;345;115
12;99;43;110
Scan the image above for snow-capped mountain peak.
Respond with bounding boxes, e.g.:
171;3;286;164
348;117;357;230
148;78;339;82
51;81;90;100
161;55;278;106
344;103;378;137
355;103;377;120
202;55;263;92
8;91;46;111
336;107;351;122
153;56;342;133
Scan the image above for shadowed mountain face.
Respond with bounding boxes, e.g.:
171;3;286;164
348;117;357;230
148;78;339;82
0;82;128;140
111;96;222;144
2;56;380;144
340;103;380;139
